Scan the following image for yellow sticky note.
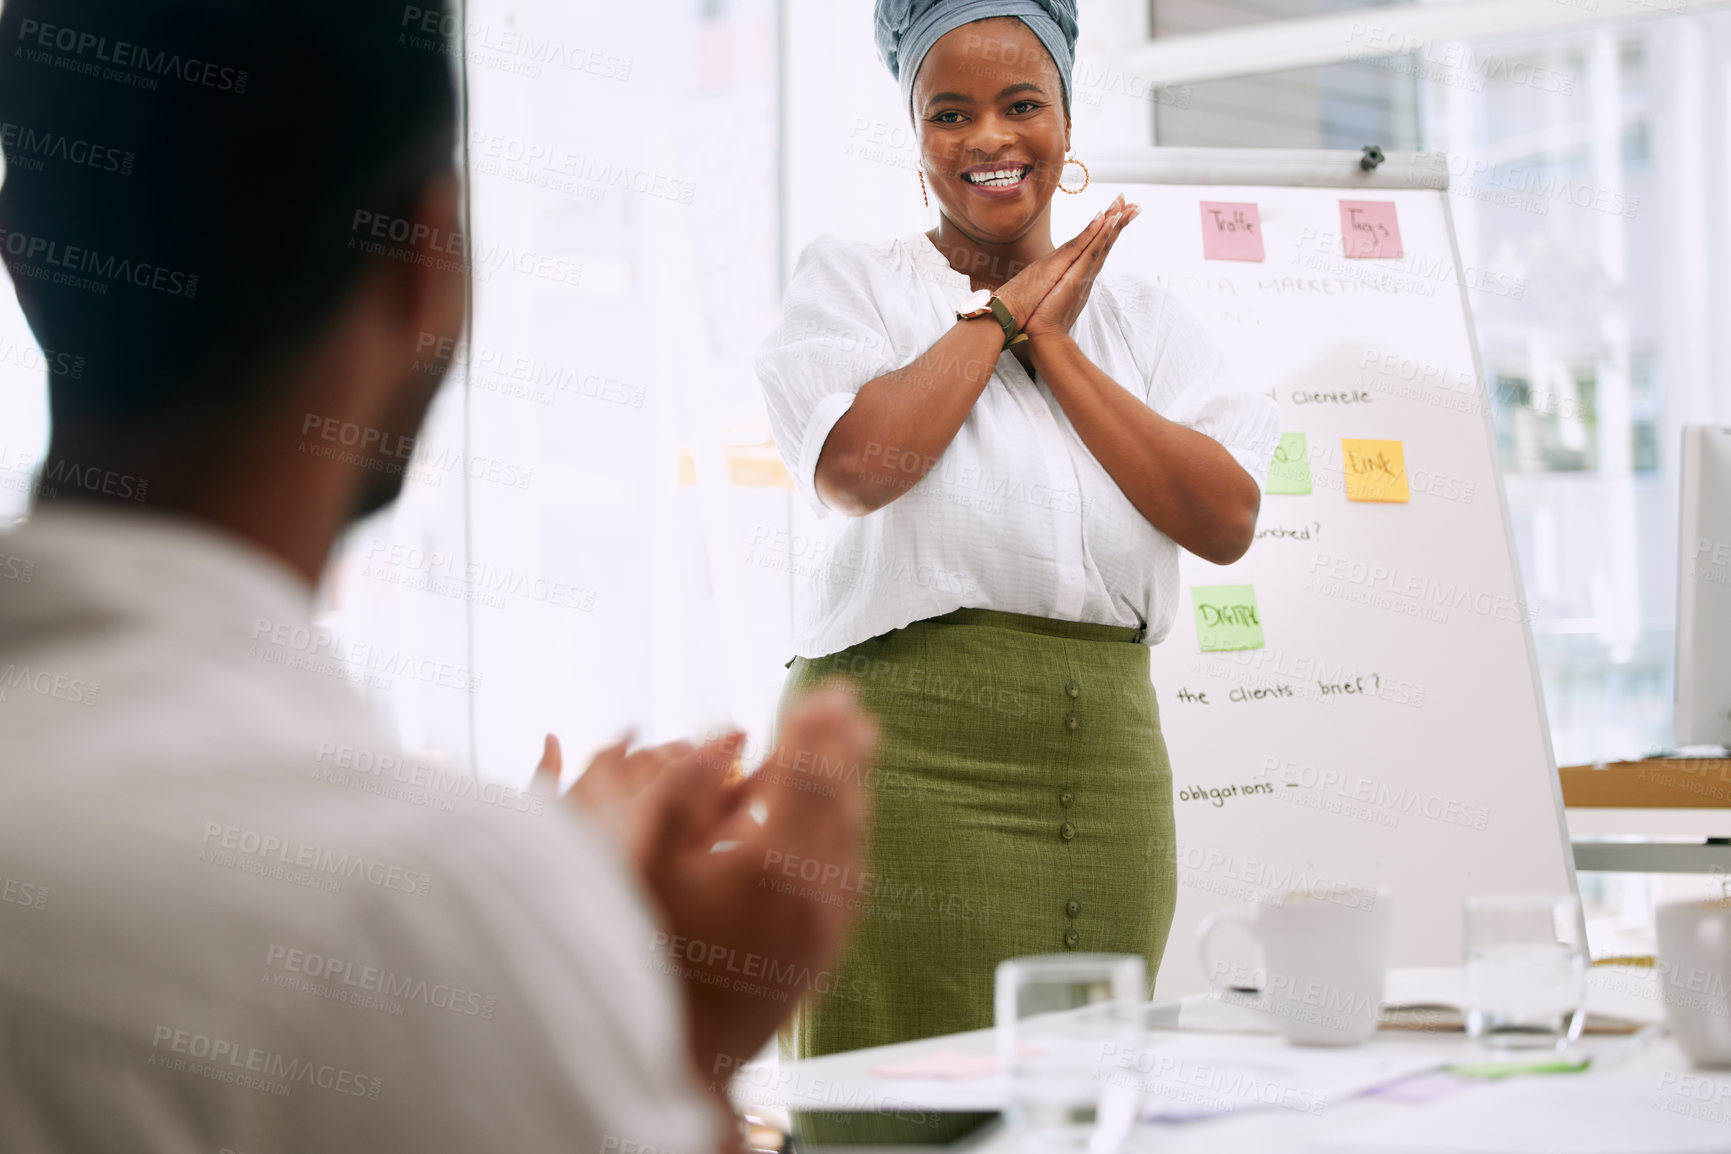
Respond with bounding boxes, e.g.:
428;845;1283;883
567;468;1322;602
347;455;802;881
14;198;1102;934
1341;439;1410;503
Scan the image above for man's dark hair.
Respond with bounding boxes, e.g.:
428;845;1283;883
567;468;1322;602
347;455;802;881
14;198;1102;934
0;0;459;430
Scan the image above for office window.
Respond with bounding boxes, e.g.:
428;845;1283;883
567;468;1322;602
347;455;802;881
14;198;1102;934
1445;21;1711;764
1490;369;1600;474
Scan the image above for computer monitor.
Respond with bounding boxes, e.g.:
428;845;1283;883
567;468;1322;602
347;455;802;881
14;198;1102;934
1677;424;1731;749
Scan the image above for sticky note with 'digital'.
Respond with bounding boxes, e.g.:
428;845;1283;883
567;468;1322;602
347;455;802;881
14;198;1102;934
1266;432;1311;495
1342;439;1410;503
1199;201;1264;262
1193;585;1264;652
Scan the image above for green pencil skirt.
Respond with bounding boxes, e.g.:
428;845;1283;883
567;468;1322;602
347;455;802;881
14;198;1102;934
776;607;1178;1069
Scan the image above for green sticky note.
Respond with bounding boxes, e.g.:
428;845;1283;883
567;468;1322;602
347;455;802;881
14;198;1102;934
1193;584;1264;652
1446;1057;1591;1080
1266;432;1311;495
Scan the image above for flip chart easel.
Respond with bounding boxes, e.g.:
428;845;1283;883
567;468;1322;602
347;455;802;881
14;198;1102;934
1051;148;1577;994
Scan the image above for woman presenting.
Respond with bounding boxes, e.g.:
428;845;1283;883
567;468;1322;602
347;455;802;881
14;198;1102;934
757;0;1280;1061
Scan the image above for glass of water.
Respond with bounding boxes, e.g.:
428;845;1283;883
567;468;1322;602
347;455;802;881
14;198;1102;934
1463;892;1587;1050
995;953;1147;1154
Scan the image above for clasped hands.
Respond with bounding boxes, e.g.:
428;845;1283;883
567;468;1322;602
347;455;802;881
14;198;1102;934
991;193;1142;342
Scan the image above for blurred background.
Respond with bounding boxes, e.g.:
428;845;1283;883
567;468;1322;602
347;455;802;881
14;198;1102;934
2;0;1728;949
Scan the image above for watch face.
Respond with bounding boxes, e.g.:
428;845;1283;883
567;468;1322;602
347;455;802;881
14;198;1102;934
960;289;992;314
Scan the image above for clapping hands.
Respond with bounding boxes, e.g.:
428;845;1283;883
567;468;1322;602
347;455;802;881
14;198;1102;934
539;681;880;1084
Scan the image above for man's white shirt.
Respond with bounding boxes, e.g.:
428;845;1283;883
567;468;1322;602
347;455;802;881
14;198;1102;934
0;506;721;1153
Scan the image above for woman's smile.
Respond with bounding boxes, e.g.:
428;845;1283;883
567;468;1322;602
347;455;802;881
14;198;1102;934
958;160;1033;198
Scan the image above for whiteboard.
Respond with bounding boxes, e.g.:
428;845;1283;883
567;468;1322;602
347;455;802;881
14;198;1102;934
1049;149;1577;996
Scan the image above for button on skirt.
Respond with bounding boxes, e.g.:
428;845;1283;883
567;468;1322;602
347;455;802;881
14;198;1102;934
776;607;1178;1064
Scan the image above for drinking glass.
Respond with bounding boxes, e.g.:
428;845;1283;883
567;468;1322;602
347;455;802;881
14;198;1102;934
1463;892;1587;1050
995;953;1146;1154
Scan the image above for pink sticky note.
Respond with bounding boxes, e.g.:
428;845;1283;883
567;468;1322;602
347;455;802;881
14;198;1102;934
870;1050;1001;1080
1339;200;1403;259
1199;201;1265;262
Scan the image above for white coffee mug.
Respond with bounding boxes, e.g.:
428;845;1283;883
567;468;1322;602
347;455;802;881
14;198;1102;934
1656;900;1731;1068
1196;887;1392;1046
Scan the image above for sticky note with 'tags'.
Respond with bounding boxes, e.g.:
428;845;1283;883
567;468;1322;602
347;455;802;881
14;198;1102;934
1339;200;1403;259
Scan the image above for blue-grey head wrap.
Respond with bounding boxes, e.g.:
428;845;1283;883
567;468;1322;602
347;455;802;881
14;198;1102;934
874;0;1080;118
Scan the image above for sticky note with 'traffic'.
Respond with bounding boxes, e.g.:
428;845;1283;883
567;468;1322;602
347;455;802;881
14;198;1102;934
1339;200;1403;259
1193;584;1264;652
1266;432;1311;495
1341;438;1410;503
1199;201;1265;262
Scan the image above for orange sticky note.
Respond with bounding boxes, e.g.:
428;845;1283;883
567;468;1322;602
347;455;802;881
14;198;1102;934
1199;201;1265;262
1339;200;1403;259
1342;439;1410;503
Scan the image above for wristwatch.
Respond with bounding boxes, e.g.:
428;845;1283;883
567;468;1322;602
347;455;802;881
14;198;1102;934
957;289;1029;348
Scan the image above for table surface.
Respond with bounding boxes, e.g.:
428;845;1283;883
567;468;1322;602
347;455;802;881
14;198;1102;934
735;968;1716;1154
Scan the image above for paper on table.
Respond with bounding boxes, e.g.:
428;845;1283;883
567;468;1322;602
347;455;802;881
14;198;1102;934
741;1023;1444;1121
1122;1034;1447;1122
859;1035;1446;1122
1315;1040;1729;1154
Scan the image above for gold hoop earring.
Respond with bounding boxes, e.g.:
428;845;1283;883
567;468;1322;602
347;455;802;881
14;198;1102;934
1058;156;1090;195
918;169;929;208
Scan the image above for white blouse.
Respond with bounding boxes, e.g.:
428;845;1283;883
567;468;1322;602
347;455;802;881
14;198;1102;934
757;232;1282;660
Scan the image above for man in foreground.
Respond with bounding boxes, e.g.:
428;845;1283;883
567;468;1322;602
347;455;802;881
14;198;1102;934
0;1;875;1149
